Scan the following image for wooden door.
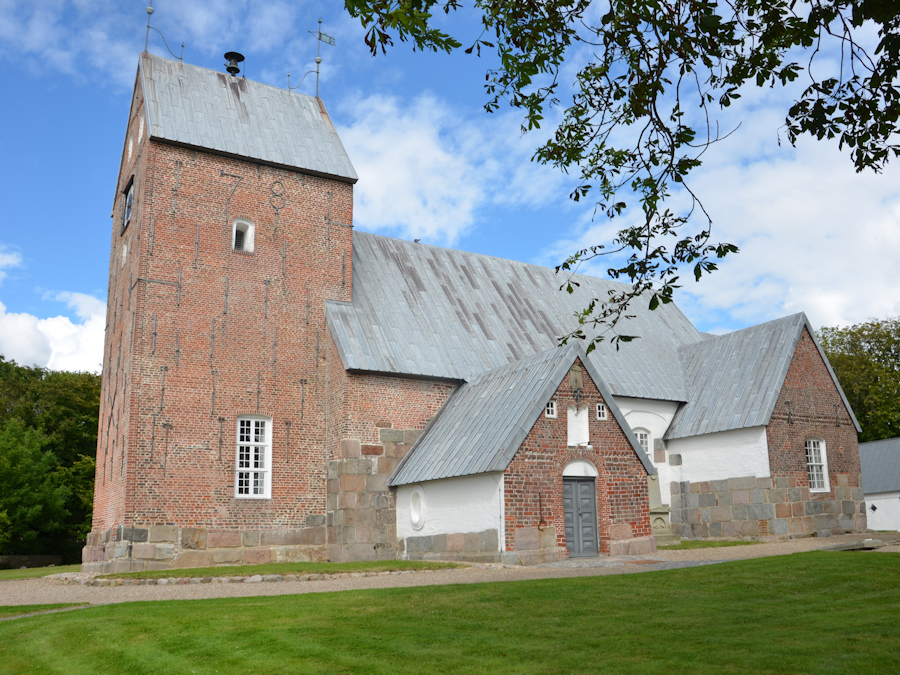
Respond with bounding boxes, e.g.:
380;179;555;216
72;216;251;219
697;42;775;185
563;478;598;557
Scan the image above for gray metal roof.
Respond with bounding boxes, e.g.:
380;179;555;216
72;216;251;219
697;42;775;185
327;232;705;401
139;53;358;182
859;437;900;495
665;313;861;439
390;343;655;486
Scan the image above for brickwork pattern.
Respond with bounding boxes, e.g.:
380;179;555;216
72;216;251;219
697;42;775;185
504;359;652;558
766;327;862;497
89;75;354;567
670;475;866;539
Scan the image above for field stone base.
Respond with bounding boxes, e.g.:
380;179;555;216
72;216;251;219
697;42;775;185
81;525;326;573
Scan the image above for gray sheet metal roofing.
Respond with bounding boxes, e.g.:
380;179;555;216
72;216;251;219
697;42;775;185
139;53;358;182
665;313;861;439
327;232;705;402
389;343;655;487
859;437;900;494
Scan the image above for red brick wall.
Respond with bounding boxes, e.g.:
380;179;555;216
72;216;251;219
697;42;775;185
503;358;651;555
767;327;861;496
91;74;354;536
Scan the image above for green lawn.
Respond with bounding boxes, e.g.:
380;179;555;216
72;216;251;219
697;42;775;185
99;559;460;579
0;552;897;674
0;604;88;619
0;564;81;581
657;539;762;550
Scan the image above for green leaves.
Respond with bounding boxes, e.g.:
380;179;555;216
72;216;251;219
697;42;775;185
0;419;71;555
345;0;899;347
0;356;100;559
819;318;900;442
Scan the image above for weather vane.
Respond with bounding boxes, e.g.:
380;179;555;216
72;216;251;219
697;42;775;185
143;1;185;60
287;19;335;97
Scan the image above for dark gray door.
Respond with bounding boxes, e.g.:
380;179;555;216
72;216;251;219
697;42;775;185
563;478;599;557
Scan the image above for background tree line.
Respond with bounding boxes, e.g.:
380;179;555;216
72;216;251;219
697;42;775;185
0;355;99;562
819;317;900;443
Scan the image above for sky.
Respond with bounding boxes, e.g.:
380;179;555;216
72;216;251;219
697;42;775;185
0;0;898;373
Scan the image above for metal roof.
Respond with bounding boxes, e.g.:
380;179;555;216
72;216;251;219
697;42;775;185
389;343;655;486
859;438;900;495
665;313;861;439
139;53;358;182
327;232;705;402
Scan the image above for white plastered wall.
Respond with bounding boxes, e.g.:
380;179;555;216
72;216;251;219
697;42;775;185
864;490;900;531
396;472;504;549
665;426;771;502
613;397;679;505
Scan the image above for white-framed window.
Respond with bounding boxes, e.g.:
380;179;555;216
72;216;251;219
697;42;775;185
545;400;557;418
596;403;607;420
122;177;135;233
805;438;829;492
634;428;650;454
235;416;272;499
233;219;254;253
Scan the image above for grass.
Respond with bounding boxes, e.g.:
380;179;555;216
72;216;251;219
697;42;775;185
0;564;81;581
0;551;897;674
657;539;763;550
98;559;461;579
0;604;88;619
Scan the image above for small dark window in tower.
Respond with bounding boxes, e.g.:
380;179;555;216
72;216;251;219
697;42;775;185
121;176;135;234
232;220;254;253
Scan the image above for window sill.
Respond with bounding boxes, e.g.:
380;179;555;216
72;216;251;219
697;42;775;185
232;249;254;256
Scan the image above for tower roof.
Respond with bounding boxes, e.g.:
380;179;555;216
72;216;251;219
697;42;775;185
139;53;358;183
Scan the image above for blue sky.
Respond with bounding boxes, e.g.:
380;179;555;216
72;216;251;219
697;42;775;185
1;0;898;372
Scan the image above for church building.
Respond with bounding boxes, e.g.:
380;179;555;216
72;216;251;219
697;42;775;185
82;52;867;573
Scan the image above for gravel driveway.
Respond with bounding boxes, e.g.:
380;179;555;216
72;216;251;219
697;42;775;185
1;533;896;610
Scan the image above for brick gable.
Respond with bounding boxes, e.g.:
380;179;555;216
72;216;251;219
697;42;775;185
503;358;652;557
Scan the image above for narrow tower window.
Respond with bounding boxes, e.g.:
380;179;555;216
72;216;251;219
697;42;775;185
233;219;254;253
121;176;135;234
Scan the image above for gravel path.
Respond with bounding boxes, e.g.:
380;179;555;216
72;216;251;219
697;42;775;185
1;533;896;611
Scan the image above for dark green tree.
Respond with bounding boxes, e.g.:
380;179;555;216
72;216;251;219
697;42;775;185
0;356;99;560
819;318;900;442
0;419;71;555
345;0;900;347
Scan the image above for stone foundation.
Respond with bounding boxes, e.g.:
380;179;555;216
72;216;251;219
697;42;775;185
669;475;867;540
327;428;420;562
608;535;657;556
404;528;506;563
81;521;326;574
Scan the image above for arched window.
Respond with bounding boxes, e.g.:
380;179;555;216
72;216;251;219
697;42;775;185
233;219;254;253
235;415;272;499
805;438;829;492
567;404;590;447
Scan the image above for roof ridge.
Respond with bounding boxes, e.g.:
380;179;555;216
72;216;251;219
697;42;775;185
141;52;320;102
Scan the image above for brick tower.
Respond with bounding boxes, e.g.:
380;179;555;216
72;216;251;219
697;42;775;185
83;53;357;572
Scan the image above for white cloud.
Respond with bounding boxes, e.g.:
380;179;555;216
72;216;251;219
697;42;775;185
339;94;570;244
0;0;304;88
0;293;104;372
0;245;23;284
537;84;900;334
0;300;51;368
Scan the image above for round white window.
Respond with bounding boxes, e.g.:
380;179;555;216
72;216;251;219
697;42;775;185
410;486;426;530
